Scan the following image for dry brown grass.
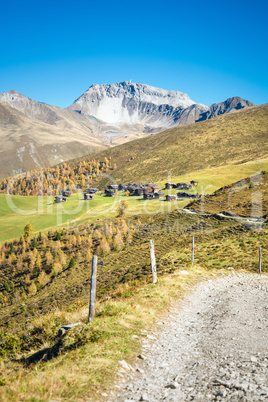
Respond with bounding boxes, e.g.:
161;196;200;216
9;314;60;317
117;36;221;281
0;265;229;401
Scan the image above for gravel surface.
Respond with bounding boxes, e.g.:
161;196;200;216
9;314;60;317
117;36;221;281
110;273;268;401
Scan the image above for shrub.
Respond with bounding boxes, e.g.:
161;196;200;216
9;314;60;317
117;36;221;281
68;257;76;268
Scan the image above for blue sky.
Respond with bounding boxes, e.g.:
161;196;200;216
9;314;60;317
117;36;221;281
1;0;267;107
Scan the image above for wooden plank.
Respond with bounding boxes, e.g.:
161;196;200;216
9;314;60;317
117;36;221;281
150;239;157;284
88;255;98;323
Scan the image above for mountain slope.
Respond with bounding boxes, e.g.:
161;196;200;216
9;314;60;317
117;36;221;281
186;172;268;219
0;84;256;179
0;101;107;179
68;103;268;184
67;82;254;129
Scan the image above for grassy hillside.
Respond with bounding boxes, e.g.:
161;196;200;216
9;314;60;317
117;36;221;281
68;103;268;185
0;208;267;401
1;158;268;243
0;102;107;180
186;171;268;218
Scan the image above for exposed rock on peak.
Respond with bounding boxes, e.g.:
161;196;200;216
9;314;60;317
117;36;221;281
68;81;204;127
68;82;254;130
197;97;255;122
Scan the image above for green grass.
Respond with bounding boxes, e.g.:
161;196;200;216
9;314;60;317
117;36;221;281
1;158;267;243
0;265;222;402
69;103;268;185
0;209;267;400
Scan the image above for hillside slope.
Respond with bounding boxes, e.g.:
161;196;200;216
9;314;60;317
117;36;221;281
69;103;268;184
0;101;108;179
0;85;255;179
186;171;268;218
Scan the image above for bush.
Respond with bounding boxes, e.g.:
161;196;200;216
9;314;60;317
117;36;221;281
68;257;76;268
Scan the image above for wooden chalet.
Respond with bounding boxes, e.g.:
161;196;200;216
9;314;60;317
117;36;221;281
177;183;193;190
107;185;119;191
177;192;199;199
177;192;192;199
105;189;115;197
150;184;160;192
166;194;177;201
84;193;95;200
165;183;177;189
118;184;128;191
143;192;155;200
62;190;72;197
135;188;147;196
55;196;67;203
126;185;137;194
154;192;165;199
190;180;198;186
86;188;99;193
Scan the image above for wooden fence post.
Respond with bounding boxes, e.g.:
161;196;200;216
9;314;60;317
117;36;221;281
259;247;262;274
88;255;98;323
192;236;195;266
150;239;157;284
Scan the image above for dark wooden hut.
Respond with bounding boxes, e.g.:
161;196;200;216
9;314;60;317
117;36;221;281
62;190;72;197
166;194;177;201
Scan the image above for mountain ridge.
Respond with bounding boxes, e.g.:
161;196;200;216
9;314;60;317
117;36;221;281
67;82;254;129
0;82;256;179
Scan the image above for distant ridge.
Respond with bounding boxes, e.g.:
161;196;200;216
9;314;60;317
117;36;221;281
67;81;254;129
0;82;256;179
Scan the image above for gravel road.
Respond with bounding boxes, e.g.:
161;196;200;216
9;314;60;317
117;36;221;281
111;273;268;401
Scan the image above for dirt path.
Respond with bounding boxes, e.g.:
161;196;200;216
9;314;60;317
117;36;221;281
111;273;268;401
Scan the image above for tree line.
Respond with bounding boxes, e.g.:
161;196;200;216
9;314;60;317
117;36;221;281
0;158;117;197
0;215;139;308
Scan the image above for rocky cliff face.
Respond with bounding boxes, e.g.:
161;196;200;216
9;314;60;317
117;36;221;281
67;82;254;130
67;81;209;128
196;97;255;122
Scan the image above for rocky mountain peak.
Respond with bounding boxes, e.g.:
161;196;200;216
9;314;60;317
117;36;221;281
68;81;202;127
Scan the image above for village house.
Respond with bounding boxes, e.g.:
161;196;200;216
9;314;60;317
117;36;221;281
62;190;72;197
150;184;160;192
55;196;67;203
166;194;177;201
154;192;165;199
190;180;198;186
177;183;193;190
177;192;199;199
165;183;177;189
86;188;99;193
118;184;128;191
107;185;119;191
105;189;115;197
143;192;155;200
126;185;137;194
135;188;147;196
84;193;95;200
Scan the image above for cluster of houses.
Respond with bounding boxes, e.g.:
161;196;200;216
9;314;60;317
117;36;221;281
104;181;199;201
105;183;162;198
55;180;199;203
55;190;72;203
165;180;198;189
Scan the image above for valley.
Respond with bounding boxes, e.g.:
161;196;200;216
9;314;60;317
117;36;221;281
0;83;267;402
0;158;267;243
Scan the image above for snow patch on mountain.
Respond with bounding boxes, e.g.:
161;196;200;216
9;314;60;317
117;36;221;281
68;81;208;127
